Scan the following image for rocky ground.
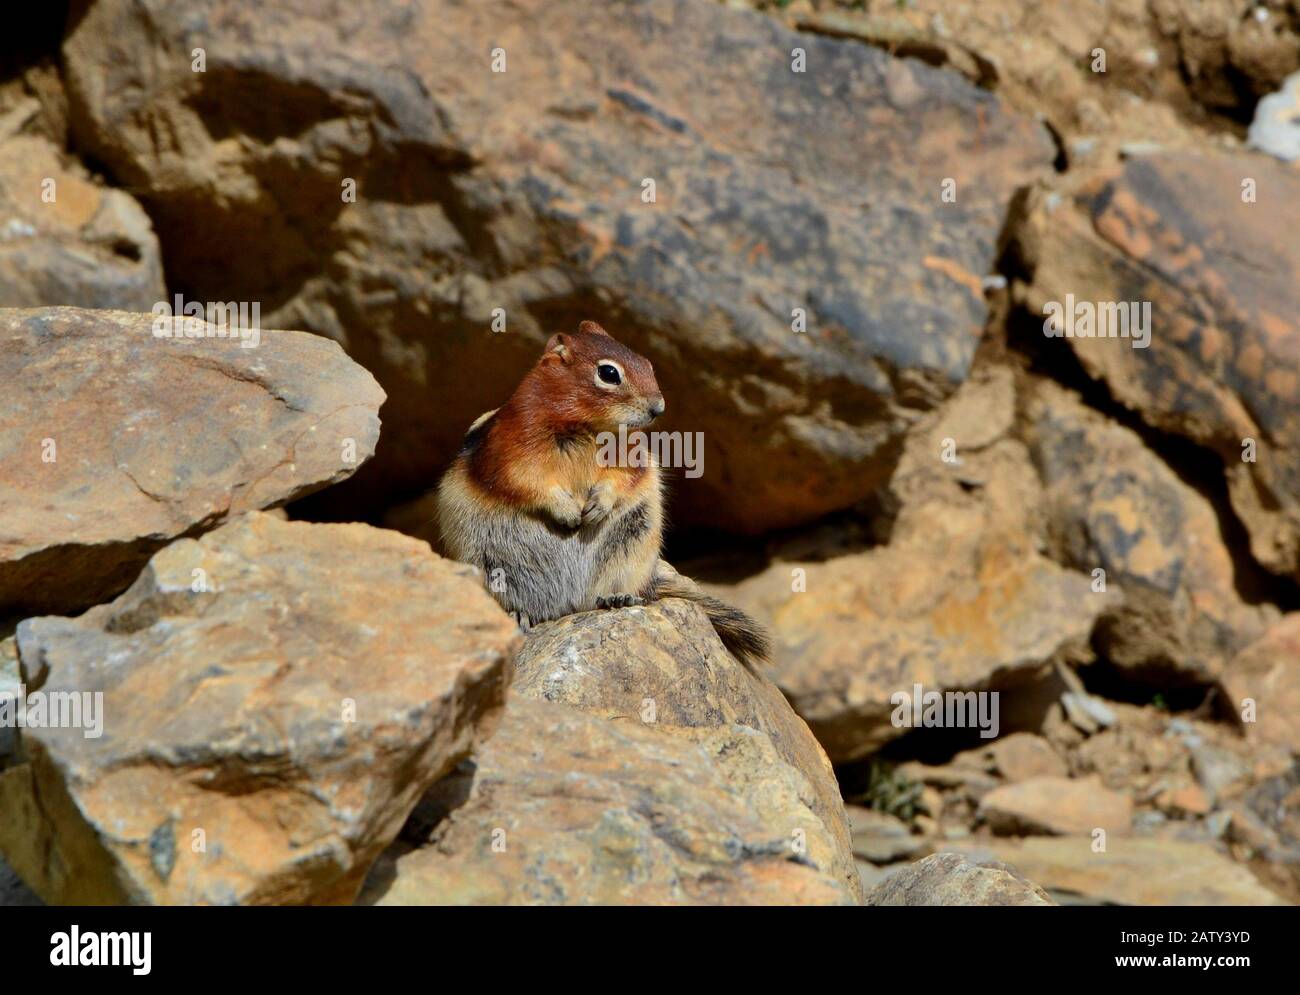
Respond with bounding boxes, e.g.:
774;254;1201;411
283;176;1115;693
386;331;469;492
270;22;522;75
1;0;1298;905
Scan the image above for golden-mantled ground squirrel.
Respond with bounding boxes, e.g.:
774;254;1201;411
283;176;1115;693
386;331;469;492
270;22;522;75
436;320;769;670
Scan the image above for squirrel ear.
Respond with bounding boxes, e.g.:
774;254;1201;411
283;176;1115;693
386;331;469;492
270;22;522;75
543;333;572;364
578;320;611;338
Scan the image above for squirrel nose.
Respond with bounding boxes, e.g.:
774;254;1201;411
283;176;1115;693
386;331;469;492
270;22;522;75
649;396;665;418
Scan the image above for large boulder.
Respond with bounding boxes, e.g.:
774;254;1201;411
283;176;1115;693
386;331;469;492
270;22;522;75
717;367;1109;761
516;598;859;896
62;0;1054;532
1220;613;1300;755
783;0;1300;165
365;695;855;906
1024;378;1277;682
1009;151;1300;579
0;132;165;308
0;133;164;310
0;307;385;616
365;599;861;904
0;513;517;905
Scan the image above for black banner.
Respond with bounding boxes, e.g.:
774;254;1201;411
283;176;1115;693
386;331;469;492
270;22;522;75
1;904;1292;982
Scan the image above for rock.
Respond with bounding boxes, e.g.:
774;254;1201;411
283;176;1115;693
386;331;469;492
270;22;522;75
1009;152;1300;579
0;853;40;907
916;785;944;820
362;696;856;906
62;0;1054;532
864;851;1054;906
0;13;68;148
779;0;1290;175
1249;70;1300;161
0;637;18;769
1066;702;1269;812
1024;379;1276;682
1221;613;1300;754
846;806;928;865
979;776;1133;836
986;661;1087;746
947;837;1290;905
0;513;517;905
896;760;999;799
0;134;164;310
0;307;385;616
366;597;861;904
1161;1;1300;116
511;598;860;899
1156;783;1212;818
1229;762;1300;899
988;733;1069;782
1190;742;1252;806
1060;692;1117;734
717;368;1108;761
788;9;999;87
854;860;900;894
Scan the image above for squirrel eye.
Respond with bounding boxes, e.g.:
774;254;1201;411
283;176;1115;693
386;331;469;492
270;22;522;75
597;363;622;386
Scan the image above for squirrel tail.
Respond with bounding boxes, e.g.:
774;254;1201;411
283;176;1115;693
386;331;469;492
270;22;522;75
650;564;771;672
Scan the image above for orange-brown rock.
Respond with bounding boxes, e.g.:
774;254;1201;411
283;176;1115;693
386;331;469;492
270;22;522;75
1009;152;1300;579
978;775;1133;836
1221;613;1300;755
363;597;860;904
511;598;858;896
363;695;856;906
1024;378;1277;681
0;134;164;310
1156;783;1212;817
0;307;385;615
62;0;1054;532
717;368;1109;761
0;513;517;905
987;733;1069;782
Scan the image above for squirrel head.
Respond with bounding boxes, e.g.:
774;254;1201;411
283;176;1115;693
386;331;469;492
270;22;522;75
533;320;665;431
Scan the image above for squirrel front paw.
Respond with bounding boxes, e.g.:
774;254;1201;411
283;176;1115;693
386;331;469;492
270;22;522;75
596;593;645;609
545;486;584;531
581;480;617;526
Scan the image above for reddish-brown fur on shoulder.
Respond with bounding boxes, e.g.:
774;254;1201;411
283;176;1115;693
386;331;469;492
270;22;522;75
464;322;660;504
